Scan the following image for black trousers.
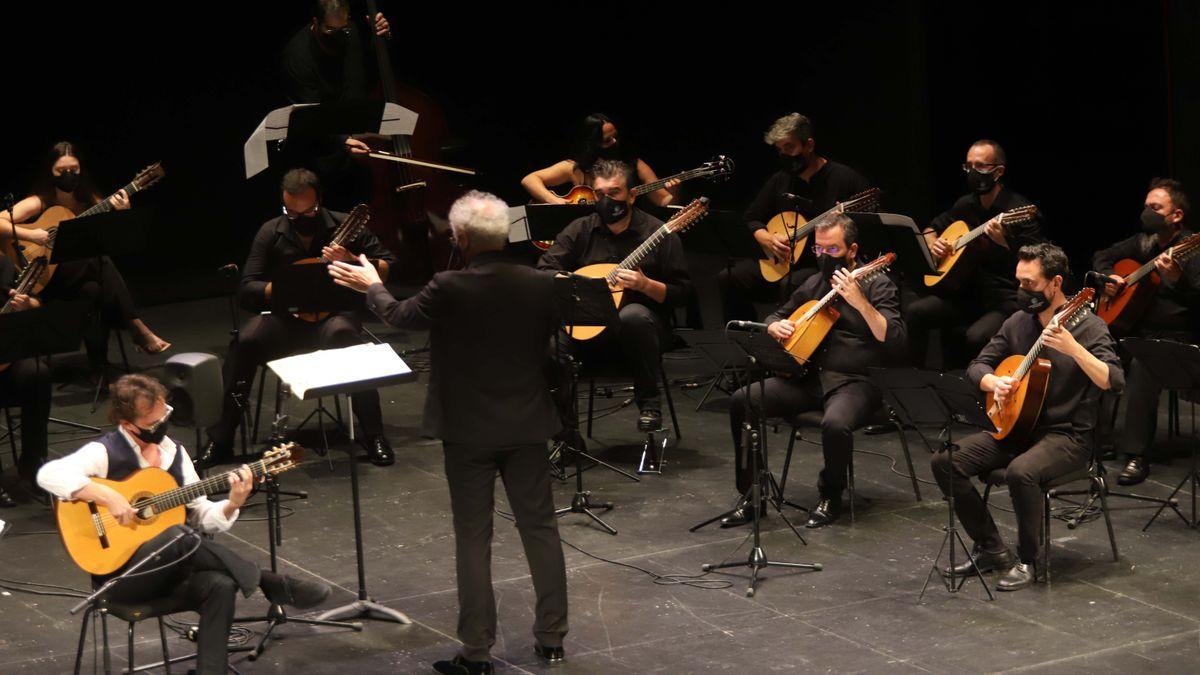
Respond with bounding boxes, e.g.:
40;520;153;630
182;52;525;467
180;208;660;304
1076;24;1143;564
903;291;1008;370
0;357;51;478
101;525;261;675
442;442;568;662
207;312;384;445
716;257;816;323
41;256;140;366
930;431;1088;564
728;375;879;498
553;303;670;417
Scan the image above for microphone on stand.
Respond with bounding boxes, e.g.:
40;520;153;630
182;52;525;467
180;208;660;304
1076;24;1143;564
726;320;769;332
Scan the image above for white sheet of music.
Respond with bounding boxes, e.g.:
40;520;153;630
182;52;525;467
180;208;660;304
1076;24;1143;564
268;343;415;400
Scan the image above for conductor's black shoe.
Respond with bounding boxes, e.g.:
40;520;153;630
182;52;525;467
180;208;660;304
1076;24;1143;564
433;654;494;674
637;407;663;433
942;546;1015;578
366;435;395;466
804;497;842;528
194;440;232;471
720;500;764;528
1117;456;1149;486
0;485;15;508
997;562;1036;591
259;571;331;609
534;643;565;664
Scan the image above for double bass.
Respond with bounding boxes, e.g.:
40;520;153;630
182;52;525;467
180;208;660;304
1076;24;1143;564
363;0;464;281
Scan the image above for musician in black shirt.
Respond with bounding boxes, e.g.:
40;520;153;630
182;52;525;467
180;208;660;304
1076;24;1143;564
723;215;905;529
931;244;1123;591
1093;178;1200;486
905;140;1046;369
537;160;692;433
718;113;871;323
0;255;51;505
200;169;396;468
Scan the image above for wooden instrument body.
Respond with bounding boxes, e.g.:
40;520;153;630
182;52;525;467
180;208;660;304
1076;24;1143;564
557;184;598;205
563;262;622;341
2;205;75;293
54;468;186;576
986;355;1051;440
1095;257;1158;331
781;300;840;364
923;219;972;289
758;211;807;282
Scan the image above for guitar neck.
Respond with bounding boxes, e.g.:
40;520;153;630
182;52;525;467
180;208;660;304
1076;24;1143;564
605;225;671;283
1126;235;1200;285
145;455;271;512
77;180;139;219
632;167;706;197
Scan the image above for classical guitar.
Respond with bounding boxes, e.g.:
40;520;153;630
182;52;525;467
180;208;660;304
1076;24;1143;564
923;204;1039;289
780;253;896;365
564;197;710;340
1;162;165;294
533;156;734;251
758;188;882;282
986;287;1095;440
1095;232;1200;332
291;203;373;322
54;443;303;576
0;256;48;374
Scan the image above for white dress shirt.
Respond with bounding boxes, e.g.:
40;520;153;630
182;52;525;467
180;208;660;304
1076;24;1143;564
37;429;240;535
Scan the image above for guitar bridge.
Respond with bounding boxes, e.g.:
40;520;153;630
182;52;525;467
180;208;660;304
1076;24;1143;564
88;502;110;550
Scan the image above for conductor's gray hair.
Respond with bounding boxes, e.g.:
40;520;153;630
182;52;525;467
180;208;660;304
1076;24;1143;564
448;190;511;251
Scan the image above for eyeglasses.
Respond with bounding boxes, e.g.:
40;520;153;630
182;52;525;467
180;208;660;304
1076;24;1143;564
141;404;174;434
962;162;1002;174
282;204;320;220
812;244;844;256
318;24;352;37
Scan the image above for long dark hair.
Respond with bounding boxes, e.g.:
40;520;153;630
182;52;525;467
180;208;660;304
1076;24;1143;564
571;112;637;173
31;141;103;207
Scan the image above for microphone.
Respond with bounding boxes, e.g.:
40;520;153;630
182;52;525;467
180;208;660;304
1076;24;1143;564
1083;271;1120;287
782;192;813;208
727;320;769;332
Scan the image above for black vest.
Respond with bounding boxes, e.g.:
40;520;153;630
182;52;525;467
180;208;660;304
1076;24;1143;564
98;430;185;487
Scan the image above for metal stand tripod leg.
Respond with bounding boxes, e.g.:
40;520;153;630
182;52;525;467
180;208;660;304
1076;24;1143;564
920;440;994;601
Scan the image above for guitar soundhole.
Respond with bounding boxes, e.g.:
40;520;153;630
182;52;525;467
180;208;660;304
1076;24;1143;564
130;493;158;524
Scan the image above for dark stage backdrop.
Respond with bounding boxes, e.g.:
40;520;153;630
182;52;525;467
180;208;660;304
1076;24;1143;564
1;2;1186;309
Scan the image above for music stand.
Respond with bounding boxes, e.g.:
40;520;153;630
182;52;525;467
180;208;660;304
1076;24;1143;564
694;327;821;597
506;204;595;245
1120;338;1200;530
849;213;938;281
0;300;100;434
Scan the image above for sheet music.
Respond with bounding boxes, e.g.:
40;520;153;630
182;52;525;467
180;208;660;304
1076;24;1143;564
268;343;415;399
507;205;531;242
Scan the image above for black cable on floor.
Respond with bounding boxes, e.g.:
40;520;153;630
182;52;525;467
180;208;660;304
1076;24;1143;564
855;448;939;487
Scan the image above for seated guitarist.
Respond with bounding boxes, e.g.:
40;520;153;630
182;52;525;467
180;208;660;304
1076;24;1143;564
905;139;1045;369
0;255;51;506
37;374;330;675
718;113;872;324
1093;178;1200;486
199;168;396;469
537;159;692;434
723;215;905;529
931;243;1123;591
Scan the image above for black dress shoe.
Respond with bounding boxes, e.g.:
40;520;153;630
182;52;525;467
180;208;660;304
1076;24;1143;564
719;502;763;528
1117;456;1149;486
997;562;1036;591
365;435;394;467
637;407;663;433
534;643;565;663
194;440;232;471
942;545;1015;578
804;497;842;528
259;571;332;609
0;486;15;508
432;654;494;674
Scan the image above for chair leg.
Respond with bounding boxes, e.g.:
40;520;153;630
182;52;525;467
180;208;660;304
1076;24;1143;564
157;617;172;675
1097;475;1120;561
894;420;922;501
126;621;135;675
660;365;681;439
251;367;266;444
1043;490;1052;585
73;606;93;675
101;611;112;675
334;395;344;426
586;378;595;439
777;428;799;503
114;330;131;372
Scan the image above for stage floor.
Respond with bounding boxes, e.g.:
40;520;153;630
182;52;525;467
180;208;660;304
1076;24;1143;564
2;296;1199;674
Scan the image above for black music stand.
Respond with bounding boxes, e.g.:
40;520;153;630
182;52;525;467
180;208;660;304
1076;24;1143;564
0;300;100;434
509;204;596;246
886;371;996;600
694;328;821;597
851;213;938;281
552;273;639;535
1121;338;1200;530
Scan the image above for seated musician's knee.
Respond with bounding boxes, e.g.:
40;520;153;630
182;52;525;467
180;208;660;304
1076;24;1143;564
1004;458;1040;488
820;411;855;439
618;303;655;327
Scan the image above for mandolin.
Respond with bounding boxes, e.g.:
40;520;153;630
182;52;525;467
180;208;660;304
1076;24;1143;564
986;287;1095;440
1;162;165;294
533;156;734;251
780;253;896;365
1095;232;1200;332
291;203;375;322
923;204;1039;289
55;442;303;576
758;188;882;282
564;197;709;340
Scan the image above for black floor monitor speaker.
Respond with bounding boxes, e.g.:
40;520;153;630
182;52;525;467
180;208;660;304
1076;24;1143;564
163;352;223;430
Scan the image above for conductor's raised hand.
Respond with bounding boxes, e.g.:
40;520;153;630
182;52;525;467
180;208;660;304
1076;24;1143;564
328;254;381;293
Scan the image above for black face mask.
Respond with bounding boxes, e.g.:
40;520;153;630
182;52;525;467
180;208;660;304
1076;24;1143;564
966;168;997;194
54;171;80;193
781;153;808;175
597;143;622;160
1140;206;1168;234
318;29;348;54
292;213;322;237
595;195;629;225
817;254;846;279
1017;287;1052;314
129;421;168;446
